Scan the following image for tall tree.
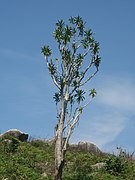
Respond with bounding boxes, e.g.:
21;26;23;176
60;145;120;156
41;16;101;180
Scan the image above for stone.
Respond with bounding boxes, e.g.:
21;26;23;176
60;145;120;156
0;129;28;142
78;141;102;154
69;141;102;154
32;137;55;145
3;139;12;143
41;172;48;178
91;162;106;170
44;138;55;145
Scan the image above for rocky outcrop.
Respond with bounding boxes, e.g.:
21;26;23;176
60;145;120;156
69;141;102;154
32;138;55;145
0;129;28;142
32;138;102;154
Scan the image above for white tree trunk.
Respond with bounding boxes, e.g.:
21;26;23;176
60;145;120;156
55;98;67;180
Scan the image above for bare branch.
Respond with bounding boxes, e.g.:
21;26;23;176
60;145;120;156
70;62;93;95
55;58;62;76
62;124;72;151
63;97;92;136
82;97;93;109
84;46;91;57
80;69;98;86
77;43;82;49
63;104;78;132
62;111;81;151
44;56;61;90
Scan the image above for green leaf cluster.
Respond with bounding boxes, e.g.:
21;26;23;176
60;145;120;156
41;45;52;57
89;89;97;98
75;89;85;104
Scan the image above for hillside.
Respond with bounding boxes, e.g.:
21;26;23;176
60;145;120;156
0;136;135;180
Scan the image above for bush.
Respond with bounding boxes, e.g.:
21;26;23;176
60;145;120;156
104;155;128;176
0;135;20;153
0;138;135;179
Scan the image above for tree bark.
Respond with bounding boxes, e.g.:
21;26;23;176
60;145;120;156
55;98;67;180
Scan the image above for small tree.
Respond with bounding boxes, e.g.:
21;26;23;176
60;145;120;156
41;16;101;180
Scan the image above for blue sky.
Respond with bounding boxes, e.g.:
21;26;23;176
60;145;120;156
0;0;135;153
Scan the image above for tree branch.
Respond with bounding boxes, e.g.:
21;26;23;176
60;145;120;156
63;94;93;146
80;69;98;86
62;111;80;151
55;58;62;76
45;56;61;90
70;62;93;95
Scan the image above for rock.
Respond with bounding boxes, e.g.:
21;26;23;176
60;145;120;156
44;138;55;145
69;141;102;154
79;141;102;153
3;139;12;143
69;143;78;151
0;129;28;142
91;162;106;170
32;137;55;145
41;172;48;178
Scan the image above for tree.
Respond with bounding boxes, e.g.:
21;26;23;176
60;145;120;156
41;16;101;180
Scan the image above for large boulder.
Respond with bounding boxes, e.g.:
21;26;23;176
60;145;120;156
69;141;102;154
0;129;28;142
32;137;55;145
78;141;102;153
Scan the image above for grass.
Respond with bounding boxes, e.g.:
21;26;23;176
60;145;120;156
0;136;135;179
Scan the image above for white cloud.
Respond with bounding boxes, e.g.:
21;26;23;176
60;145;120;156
72;76;135;150
98;76;135;114
72;111;128;149
0;48;33;61
88;113;128;147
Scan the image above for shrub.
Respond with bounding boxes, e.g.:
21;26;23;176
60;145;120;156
104;155;128;176
0;135;20;153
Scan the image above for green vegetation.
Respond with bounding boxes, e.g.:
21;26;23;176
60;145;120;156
0;136;135;179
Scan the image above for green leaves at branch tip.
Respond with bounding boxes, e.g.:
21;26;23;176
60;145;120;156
92;42;100;55
75;89;85;104
81;29;94;49
54;20;74;45
53;92;60;103
94;55;101;69
56;20;65;28
69;16;85;36
41;45;52;57
77;54;84;62
89;89;97;98
79;106;83;114
62;26;72;45
69;16;84;26
64;50;72;64
48;61;56;75
69;16;75;24
72;80;78;87
69;95;75;104
54;20;65;42
84;29;93;38
54;16;87;45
